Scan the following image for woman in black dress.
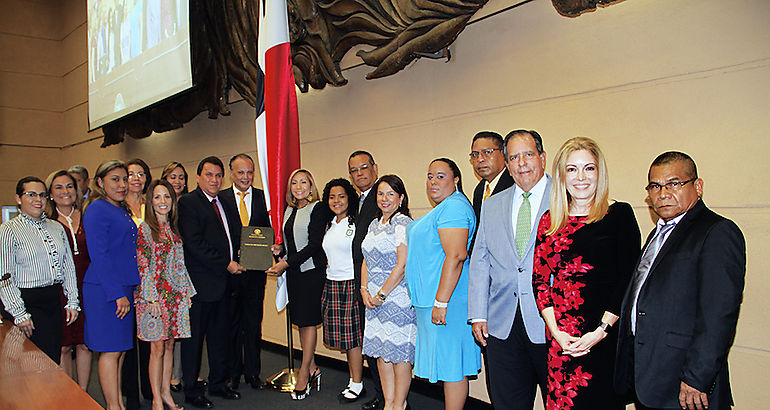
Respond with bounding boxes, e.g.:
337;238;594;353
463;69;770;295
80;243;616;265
267;169;329;400
46;170;92;390
532;137;641;410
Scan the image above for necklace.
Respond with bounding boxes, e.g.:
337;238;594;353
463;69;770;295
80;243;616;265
58;206;79;255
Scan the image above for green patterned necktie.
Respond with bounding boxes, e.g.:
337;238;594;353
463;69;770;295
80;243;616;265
515;191;532;257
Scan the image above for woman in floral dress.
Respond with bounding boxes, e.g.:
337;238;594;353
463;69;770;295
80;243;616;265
532;137;640;410
135;180;196;410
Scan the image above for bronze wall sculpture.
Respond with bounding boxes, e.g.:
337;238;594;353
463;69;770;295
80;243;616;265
552;0;626;17
101;0;627;146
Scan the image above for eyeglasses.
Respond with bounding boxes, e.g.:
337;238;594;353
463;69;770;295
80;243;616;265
349;164;371;174
645;178;696;193
22;191;47;199
469;148;502;160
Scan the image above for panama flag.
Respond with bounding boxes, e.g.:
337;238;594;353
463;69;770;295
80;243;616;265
256;0;300;311
256;0;301;247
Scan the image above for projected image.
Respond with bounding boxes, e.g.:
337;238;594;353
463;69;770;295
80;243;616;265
88;0;192;130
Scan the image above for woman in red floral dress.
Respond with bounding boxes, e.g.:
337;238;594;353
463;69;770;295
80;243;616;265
533;137;640;410
135;180;196;410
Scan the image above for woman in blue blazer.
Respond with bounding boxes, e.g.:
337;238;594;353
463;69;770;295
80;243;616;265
83;160;140;410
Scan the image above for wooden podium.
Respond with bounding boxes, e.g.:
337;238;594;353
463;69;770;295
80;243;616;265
0;321;101;409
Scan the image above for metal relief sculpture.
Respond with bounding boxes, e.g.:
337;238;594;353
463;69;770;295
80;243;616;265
288;0;488;91
101;0;628;145
552;0;625;17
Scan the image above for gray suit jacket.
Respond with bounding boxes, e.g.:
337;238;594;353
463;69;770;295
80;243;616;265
468;176;551;342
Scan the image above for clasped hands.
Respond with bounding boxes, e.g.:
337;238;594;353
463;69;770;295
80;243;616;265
265;244;287;276
360;288;383;309
552;328;607;357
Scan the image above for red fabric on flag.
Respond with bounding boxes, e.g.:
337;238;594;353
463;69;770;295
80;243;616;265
263;43;300;244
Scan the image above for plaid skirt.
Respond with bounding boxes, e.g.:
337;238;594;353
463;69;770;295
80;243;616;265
321;279;363;350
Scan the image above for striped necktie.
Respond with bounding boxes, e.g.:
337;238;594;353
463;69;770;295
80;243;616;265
237;191;249;226
515;191;532;257
629;221;676;334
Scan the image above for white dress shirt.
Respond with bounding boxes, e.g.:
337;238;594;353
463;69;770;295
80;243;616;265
510;175;548;235
203;191;234;259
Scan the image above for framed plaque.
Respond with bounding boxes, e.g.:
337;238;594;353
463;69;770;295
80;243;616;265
240;226;274;271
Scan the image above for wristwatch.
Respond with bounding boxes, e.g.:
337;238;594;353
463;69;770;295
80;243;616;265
599;321;611;332
375;291;387;303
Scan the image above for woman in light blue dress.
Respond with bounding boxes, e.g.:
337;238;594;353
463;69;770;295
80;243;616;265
405;158;481;410
361;175;416;410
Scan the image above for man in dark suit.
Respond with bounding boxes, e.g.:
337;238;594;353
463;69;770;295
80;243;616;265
615;151;745;410
348;150;383;410
219;153;271;390
178;156;245;408
469;131;514;246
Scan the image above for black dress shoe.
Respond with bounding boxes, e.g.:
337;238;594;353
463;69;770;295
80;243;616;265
185;395;214;409
229;377;240;390
361;396;381;410
210;387;241;400
170;382;183;392
245;376;265;390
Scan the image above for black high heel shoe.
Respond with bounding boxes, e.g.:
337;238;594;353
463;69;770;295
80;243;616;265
291;383;311;400
309;368;322;392
291;370;315;401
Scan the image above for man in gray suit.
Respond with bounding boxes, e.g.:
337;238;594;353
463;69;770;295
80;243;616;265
469;129;550;409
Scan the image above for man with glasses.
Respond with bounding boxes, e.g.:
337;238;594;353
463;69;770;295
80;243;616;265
615;151;745;410
0;176;80;363
469;131;514;247
348;150;383;409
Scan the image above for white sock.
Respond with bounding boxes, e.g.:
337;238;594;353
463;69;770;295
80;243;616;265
344;380;363;398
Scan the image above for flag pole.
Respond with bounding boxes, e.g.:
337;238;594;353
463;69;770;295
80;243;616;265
265;302;296;391
257;0;302;393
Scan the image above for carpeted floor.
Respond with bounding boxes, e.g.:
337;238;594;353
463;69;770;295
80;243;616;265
80;342;493;409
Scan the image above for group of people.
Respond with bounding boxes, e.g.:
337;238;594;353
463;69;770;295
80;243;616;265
0;157;267;410
0;129;746;410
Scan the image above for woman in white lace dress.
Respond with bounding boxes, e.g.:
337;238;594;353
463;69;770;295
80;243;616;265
360;175;416;410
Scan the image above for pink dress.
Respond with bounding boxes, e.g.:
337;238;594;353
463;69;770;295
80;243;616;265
135;222;196;341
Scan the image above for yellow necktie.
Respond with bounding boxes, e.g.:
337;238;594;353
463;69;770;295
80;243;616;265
483;183;491;201
237;191;249;226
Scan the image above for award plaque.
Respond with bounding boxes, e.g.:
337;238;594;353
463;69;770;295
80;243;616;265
240;226;274;271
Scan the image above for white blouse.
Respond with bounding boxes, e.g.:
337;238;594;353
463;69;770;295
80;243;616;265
322;216;355;281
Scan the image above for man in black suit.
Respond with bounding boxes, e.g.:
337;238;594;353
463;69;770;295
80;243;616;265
178;156;245;408
348;150;383;410
219;153;271;390
615;151;745;410
469;131;514;246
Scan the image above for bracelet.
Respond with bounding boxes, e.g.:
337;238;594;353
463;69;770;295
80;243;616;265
360;286;369;291
433;299;448;308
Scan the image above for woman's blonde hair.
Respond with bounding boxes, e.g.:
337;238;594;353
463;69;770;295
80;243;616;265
547;137;609;235
285;169;318;207
85;159;129;212
44;170;83;219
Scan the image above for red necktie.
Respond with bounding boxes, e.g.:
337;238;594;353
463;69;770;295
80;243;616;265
211;198;225;228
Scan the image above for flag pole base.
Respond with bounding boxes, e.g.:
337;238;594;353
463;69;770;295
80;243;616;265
265;368;297;392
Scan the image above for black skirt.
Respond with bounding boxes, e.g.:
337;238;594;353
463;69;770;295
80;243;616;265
286;267;325;327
